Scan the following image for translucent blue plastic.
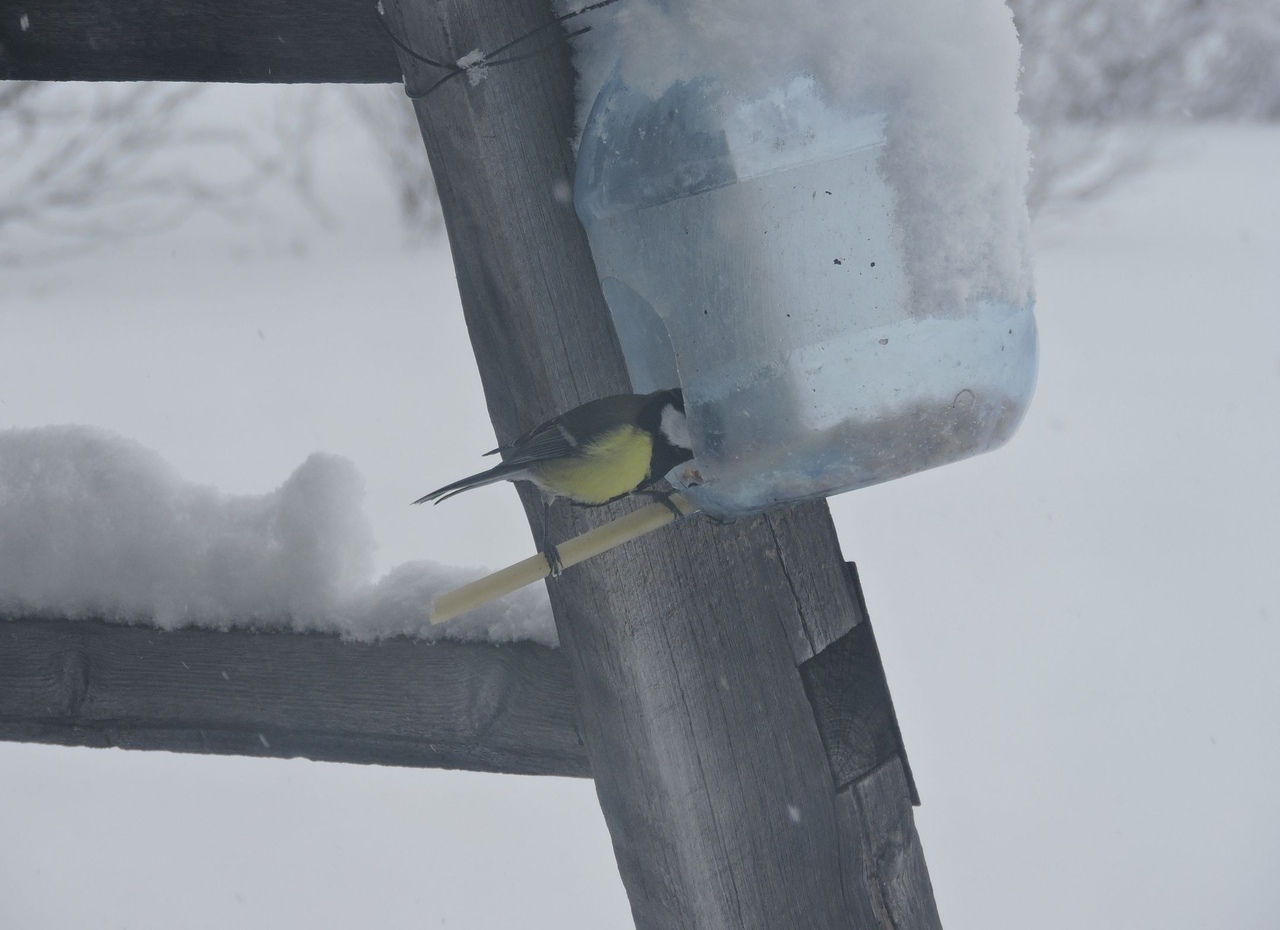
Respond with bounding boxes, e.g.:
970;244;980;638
575;72;1037;518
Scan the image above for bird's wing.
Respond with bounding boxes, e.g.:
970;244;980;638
483;395;647;463
492;422;578;467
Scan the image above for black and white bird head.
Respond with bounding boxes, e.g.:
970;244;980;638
643;388;694;479
660;390;691;449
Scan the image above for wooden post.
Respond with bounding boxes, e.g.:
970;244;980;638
381;0;942;926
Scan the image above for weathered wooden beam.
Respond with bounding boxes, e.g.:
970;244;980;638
0;566;907;789
0;0;401;82
801;565;920;802
383;0;943;925
0;616;588;776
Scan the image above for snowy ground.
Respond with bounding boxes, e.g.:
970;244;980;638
2;94;1278;928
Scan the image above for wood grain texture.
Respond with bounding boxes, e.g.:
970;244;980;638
383;0;941;925
0;0;401;82
385;0;629;436
0;616;588;776
764;501;863;662
839;758;944;930
800;574;919;802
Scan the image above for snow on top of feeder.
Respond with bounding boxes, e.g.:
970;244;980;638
560;0;1034;315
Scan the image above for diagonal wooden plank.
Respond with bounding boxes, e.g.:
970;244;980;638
382;0;943;924
841;757;943;930
0;616;588;776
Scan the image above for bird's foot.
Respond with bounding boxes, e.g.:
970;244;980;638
544;544;564;578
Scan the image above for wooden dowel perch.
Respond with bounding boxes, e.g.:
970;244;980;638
430;493;698;624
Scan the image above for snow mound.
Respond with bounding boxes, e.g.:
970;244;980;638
0;426;555;644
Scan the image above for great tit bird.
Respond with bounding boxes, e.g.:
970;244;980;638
414;388;694;570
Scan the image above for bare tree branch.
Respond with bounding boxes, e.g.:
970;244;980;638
0;83;326;265
342;84;442;240
1012;0;1280;213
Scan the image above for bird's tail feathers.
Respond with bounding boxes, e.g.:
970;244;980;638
412;462;530;505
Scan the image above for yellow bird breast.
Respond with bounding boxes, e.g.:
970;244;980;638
529;426;653;505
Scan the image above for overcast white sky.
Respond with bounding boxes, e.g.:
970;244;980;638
1;81;1278;928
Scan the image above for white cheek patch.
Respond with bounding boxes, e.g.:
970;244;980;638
660;405;692;450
